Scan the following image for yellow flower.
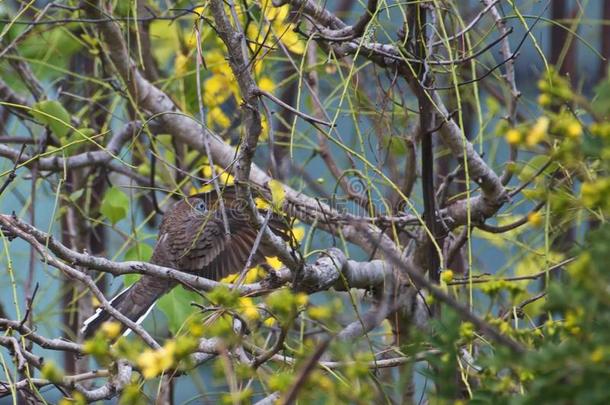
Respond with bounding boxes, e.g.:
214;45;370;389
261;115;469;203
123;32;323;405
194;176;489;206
137;340;177;379
221;267;263;284
566;121;582;139
527;211;543;227
207;107;231;128
498;321;511;334
203;75;233;107
137;350;159;379
273;23;305;54
258;77;275;93
266;256;282;270
221;273;238;283
459;322;474;339
260;112;269;141
538;93;551;107
246;23;267;48
526;117;549;147
440;269;454;283
189;320;205;337
244;267;262;283
295;292;308;307
59;392;86;405
239;297;260;321
590;347;604;363
175;53;189;76
292;226;305;242
308;305;332;321
263;316;276;327
255;197;271;210
41;360;64;383
505;128;522;145
185;34;198;50
268;179;286;211
262;1;290;21
325;64;337;74
205;50;232;76
101;321;121;339
260;1;305;54
201;163;234;185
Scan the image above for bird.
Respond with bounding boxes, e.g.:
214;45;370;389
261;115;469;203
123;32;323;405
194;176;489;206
81;184;293;338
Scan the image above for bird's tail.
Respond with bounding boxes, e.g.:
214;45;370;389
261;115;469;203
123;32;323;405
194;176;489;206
81;275;171;339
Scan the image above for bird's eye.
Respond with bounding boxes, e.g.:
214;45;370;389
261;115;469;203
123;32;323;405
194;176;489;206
194;201;206;212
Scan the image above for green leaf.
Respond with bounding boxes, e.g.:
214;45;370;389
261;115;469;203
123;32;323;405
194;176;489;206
517;155;557;183
157;286;202;334
68;189;84;202
100;187;129;225
31;100;71;138
123;244;153;286
385;135;407;155
124;243;153;262
593;78;610;117
60;127;95;156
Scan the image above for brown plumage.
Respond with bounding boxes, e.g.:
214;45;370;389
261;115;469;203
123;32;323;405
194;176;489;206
82;185;291;338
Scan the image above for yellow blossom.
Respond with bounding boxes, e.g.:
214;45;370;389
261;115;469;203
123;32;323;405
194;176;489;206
308;305;332;321
201;163;234;184
262;1;290;21
260;113;269;141
137;350;159;379
295;292;309;307
189;320;205;337
268;179;286;211
526;117;549;147
590;347;604;363
266;256;282;270
59;392;86;405
325;64;337;74
221;273;238;283
239;297;260;321
292;226;305;242
273;24;305;54
137;340;177;379
175;53;189;76
498;321;511;334
259;77;275;93
185;33;198;50
440;269;454;284
260;1;305;54
527;211;543;227
221;267;264;284
205;50;232;76
207;106;231;128
566;121;583;139
538;93;551;107
41;360;64;383
505;128;522;145
101;321;121;339
203;75;234;107
263;317;276;327
255;197;271;210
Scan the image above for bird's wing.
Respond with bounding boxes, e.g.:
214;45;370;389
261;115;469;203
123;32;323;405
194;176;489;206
168;211;266;280
201;223;266;281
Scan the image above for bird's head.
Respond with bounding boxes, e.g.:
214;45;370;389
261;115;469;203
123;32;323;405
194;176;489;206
162;197;209;225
